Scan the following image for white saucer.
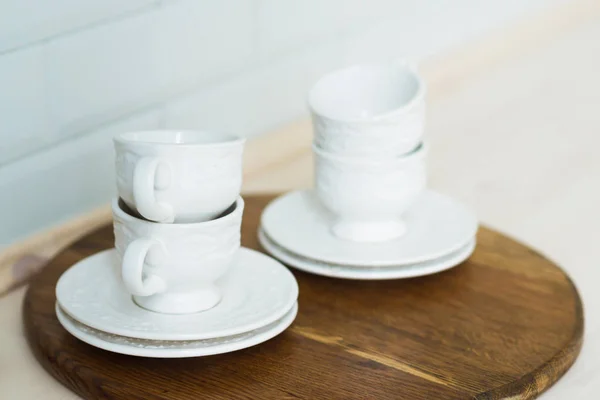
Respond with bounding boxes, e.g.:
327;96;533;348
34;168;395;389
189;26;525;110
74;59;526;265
261;190;478;267
259;228;475;280
56;302;298;358
56;248;298;341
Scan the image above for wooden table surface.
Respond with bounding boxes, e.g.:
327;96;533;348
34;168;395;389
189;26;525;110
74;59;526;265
23;195;583;399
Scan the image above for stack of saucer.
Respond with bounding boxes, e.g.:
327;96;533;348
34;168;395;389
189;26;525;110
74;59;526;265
259;62;478;280
56;130;298;358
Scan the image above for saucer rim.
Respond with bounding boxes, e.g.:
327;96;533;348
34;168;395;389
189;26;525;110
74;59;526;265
260;189;478;267
56;247;299;341
259;228;475;280
55;302;298;358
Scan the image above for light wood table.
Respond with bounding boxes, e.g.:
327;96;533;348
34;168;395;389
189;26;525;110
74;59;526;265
2;3;600;398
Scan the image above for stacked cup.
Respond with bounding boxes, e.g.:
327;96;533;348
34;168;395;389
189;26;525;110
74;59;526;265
309;61;427;242
112;130;245;314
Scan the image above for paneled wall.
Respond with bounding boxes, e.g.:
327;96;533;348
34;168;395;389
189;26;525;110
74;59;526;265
0;0;562;245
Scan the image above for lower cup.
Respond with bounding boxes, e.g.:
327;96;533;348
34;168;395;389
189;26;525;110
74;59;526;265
313;143;426;242
112;197;244;314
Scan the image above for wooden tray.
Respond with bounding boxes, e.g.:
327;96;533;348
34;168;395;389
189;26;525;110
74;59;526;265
23;195;583;399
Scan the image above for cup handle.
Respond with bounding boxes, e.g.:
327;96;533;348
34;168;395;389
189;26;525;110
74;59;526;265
122;238;167;297
133;157;174;222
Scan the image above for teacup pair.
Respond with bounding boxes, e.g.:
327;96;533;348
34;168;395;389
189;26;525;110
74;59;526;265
112;130;246;314
309;62;427;242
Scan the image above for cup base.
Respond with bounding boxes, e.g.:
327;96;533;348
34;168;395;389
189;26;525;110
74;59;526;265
133;286;221;314
331;220;406;242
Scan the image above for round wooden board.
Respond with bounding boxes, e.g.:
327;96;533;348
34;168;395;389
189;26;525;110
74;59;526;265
23;195;583;400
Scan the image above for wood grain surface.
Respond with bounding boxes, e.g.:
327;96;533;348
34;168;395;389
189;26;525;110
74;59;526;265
23;195;583;400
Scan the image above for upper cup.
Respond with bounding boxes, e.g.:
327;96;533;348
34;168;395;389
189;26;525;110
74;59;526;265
114;130;245;223
309;61;425;156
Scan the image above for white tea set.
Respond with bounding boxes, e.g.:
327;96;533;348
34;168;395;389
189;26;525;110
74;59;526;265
259;62;478;279
56;131;299;358
55;61;477;358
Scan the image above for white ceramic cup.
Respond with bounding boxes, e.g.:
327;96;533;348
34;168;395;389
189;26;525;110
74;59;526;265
309;61;425;156
112;196;244;314
114;130;245;223
313;142;427;242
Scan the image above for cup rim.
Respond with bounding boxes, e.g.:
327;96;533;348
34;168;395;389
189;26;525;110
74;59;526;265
112;196;244;228
113;130;246;148
308;62;426;123
313;142;427;164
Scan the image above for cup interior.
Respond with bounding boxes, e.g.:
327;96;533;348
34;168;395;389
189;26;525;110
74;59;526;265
313;141;426;165
117;198;238;223
115;130;243;146
309;63;421;121
118;198;145;220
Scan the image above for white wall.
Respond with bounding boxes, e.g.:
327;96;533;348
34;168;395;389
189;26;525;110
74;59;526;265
0;0;563;245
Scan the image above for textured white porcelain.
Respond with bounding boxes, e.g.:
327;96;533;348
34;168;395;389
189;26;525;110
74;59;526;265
260;190;478;266
56;248;298;340
114;130;245;223
260;229;475;280
56;302;298;358
112;197;243;314
313;143;427;242
309;61;425;156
